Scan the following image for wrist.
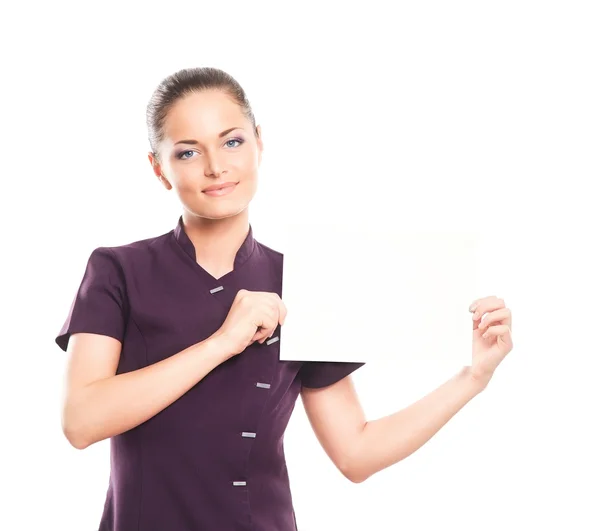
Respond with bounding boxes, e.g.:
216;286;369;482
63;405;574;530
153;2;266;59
206;330;236;361
459;365;488;395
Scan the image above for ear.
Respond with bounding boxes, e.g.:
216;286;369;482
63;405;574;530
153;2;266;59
256;125;264;165
148;152;172;190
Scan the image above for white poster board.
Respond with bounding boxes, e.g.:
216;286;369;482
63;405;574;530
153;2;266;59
278;222;479;367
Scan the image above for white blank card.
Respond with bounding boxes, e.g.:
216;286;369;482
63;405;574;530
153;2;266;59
278;222;479;367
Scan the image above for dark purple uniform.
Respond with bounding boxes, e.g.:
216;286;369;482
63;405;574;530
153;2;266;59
55;216;365;530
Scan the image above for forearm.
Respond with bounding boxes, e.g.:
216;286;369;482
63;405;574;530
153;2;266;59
348;367;484;482
64;334;232;449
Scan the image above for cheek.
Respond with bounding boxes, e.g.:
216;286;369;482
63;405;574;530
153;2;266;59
236;149;259;171
236;175;258;203
243;172;259;192
173;170;201;192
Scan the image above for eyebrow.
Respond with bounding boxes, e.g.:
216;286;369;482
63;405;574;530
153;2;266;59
174;127;242;146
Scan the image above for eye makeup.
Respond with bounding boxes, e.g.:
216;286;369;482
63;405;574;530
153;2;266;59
175;137;245;160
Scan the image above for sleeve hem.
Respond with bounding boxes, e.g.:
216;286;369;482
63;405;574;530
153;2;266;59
300;362;366;389
55;328;124;353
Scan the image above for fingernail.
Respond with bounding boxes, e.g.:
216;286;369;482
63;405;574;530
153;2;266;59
469;303;477;312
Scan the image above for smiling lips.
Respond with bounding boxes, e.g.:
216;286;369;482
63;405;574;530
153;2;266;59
202;182;237;197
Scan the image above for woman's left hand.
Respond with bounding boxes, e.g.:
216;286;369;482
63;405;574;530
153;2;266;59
469;295;513;389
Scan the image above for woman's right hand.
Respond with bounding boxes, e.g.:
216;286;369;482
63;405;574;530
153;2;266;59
215;289;287;357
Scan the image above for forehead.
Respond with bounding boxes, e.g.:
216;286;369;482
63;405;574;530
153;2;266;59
163;90;245;142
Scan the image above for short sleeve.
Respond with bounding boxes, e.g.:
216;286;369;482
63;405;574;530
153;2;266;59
299;361;366;389
55;247;127;352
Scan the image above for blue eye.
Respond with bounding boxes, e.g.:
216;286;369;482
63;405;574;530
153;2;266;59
226;137;244;148
176;138;244;160
178;150;195;160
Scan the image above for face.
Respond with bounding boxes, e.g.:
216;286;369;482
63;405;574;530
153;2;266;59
148;90;263;221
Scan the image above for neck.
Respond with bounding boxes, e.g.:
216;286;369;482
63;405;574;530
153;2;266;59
182;209;250;277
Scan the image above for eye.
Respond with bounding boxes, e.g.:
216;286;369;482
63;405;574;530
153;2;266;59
176;137;244;160
177;150;195;160
225;137;244;148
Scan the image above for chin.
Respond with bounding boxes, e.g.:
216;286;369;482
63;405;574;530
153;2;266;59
196;202;249;221
181;184;256;220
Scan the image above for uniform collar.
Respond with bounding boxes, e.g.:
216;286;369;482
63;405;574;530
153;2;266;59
173;215;256;269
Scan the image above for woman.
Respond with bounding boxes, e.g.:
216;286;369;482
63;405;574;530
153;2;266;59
56;67;514;531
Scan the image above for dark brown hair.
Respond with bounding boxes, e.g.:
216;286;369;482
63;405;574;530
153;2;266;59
146;67;258;160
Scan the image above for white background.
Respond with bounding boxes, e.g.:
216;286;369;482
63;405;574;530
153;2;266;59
2;1;599;530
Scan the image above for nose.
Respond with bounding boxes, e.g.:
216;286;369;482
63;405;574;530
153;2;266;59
204;150;226;178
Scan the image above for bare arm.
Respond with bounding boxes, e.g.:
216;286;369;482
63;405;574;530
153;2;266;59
301;367;483;483
62;332;232;449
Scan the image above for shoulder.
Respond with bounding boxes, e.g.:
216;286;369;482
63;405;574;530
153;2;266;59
253;240;284;279
80;228;174;289
254;239;283;263
249;238;284;291
94;228;174;265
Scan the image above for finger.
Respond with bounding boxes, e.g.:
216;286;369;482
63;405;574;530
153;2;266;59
266;310;282;341
469;295;496;312
267;323;279;340
257;328;271;343
471;296;506;320
477;308;512;333
258;306;278;343
469;298;485;312
259;325;278;343
278;299;287;326
252;321;270;344
469;295;502;311
253;295;282;343
471;309;488;331
257;324;270;343
252;309;273;339
265;294;286;329
481;324;512;343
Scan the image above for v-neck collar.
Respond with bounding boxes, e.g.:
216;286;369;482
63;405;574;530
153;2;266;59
172;215;257;282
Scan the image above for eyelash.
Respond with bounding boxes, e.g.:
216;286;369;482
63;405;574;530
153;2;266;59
177;137;245;160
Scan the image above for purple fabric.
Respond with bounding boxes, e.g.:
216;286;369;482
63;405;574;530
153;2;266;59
55;215;365;531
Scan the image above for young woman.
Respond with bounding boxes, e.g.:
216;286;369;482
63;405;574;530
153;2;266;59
56;67;514;531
